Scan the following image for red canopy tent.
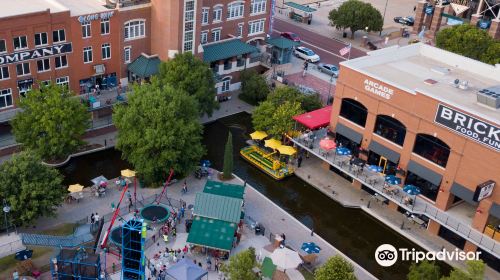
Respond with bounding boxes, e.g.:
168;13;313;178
293;106;332;130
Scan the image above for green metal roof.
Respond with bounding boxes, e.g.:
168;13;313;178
285;2;317;13
266;37;300;50
127;55;161;78
186;216;236;251
203;39;259;62
203;180;245;199
194;192;242;223
262;257;277;279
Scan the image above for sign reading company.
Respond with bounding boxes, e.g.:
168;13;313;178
435;104;500;151
78;11;114;24
473;180;495;202
0;43;72;66
364;79;394;99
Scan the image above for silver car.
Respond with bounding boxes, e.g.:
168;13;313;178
317;63;339;77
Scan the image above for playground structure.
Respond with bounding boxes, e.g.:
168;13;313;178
50;248;102;280
140;204;170;223
121;219;146;280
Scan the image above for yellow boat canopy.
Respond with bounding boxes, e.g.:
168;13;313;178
277;145;297;155
121;169;136;177
250;131;268;140
68;184;84;193
264;139;282;150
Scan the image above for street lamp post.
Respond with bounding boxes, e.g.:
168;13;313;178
3;199;11;236
380;0;389;35
328;74;335;105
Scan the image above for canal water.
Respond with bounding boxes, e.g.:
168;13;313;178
59;112;451;279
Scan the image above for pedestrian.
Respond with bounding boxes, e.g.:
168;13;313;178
198;262;202;267
90;213;95;224
12;270;19;280
128;201;133;213
304;61;309;70
95;84;100;95
281;233;286;245
297;155;303;168
172;228;177;239
127;190;132;200
215;259;219;272
152;234;156;243
94;213;100;223
206;257;212;271
413;6;416;12
180;206;185;218
182;181;188;194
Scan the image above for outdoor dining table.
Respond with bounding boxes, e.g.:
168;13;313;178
336;147;351;155
368;165;383;173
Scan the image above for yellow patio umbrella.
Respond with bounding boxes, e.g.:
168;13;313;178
121;169;136;177
264;139;282;150
250;131;268;140
68;184;84;193
277;145;297;156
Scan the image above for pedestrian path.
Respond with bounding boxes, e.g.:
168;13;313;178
21;232;94;248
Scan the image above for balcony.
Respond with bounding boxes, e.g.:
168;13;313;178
289;131;500;258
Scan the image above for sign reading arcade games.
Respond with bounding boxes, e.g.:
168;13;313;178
0;43;72;66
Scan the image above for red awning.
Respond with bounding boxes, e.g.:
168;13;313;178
293;106;332;130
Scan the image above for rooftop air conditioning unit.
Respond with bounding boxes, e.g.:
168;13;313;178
477;86;500;109
459;80;468;90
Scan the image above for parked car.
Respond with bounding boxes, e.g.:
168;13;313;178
294;46;320;63
394;16;414;26
280;32;301;42
317;63;339;77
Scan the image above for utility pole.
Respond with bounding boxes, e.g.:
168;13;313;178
380;0;389;36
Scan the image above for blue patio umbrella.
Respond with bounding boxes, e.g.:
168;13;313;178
336;147;351;156
403;184;421;196
368;165;383;173
385;175;401;185
301;242;321;254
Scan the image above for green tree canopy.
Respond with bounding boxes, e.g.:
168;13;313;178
408;260;441;280
113;79;205;184
315;255;357;280
222;132;233;179
11;83;89;160
436;24;495;63
221;247;258;280
268;86;322;112
0;152;65;226
481;42;500;65
328;0;383;39
158;52;219;116
240;69;270;105
440;260;485;280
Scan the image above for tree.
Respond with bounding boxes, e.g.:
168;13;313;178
252;100;275;132
441;260;485;280
113;79;205;184
269;101;304;137
436;24;494;63
222;132;233;179
481;42;500;65
328;0;383;39
240;69;270;105
0;152;65;226
315;255;357;280
221;247;258;280
408;261;441;280
11;83;89;160
268;86;322;112
158;52;219;116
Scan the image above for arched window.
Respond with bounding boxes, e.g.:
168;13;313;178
413;134;450;167
221;76;231;92
124;20;146;40
339;98;368;127
227;1;245;19
374;115;406;145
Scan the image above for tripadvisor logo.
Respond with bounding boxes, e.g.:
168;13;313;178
375;244;481;267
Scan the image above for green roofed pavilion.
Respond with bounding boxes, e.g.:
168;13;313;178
203;39;259;63
127;54;161;78
266;37;300;50
203;180;245;199
187;216;236;251
194;192;242;223
285;2;317;13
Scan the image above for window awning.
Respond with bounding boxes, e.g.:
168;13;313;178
285;2;317;13
195;192;242;223
186;216;236;251
335;122;362;143
266;37;300;49
293;106;332;130
203;39;259;63
203;180;245;199
450;182;477;205
407;160;443;186
368;141;400;163
127;54;161;78
490;203;500;219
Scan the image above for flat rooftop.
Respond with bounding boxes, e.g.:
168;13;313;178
0;0;111;18
341;43;500;125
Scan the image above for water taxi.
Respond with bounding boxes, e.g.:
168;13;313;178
240;145;294;180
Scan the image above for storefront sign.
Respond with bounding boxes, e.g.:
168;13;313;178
78;11;114;24
364;79;394;99
425;5;434;15
434;104;500;151
473;180;495;202
0;43;72;66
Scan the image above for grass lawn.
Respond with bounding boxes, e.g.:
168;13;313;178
40;223;76;236
0;246;53;277
299;267;315;280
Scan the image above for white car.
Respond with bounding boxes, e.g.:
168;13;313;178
294;47;320;63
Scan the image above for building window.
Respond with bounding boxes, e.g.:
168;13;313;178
34;32;48;46
101;19;110;35
251;0;266;14
53;29;66;43
18;83;32;97
0;40;6;53
40;80;50;87
406;171;440;202
101;43;111;60
16;62;30;76
201;32;208;44
212;29;221;42
0;89;13;109
228;2;245;19
221;77;230;92
83;47;93;63
213;7;222;21
413;134;450;168
249;19;265;35
237;23;243;37
124;46;131;63
56;76;69;87
339;98;368;127
37;59;50;72
13;36;28;50
202;8;209;24
183;0;195;52
82;22;91;38
374;115;406;146
0;66;9;80
55;55;68;69
124;20;146;40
